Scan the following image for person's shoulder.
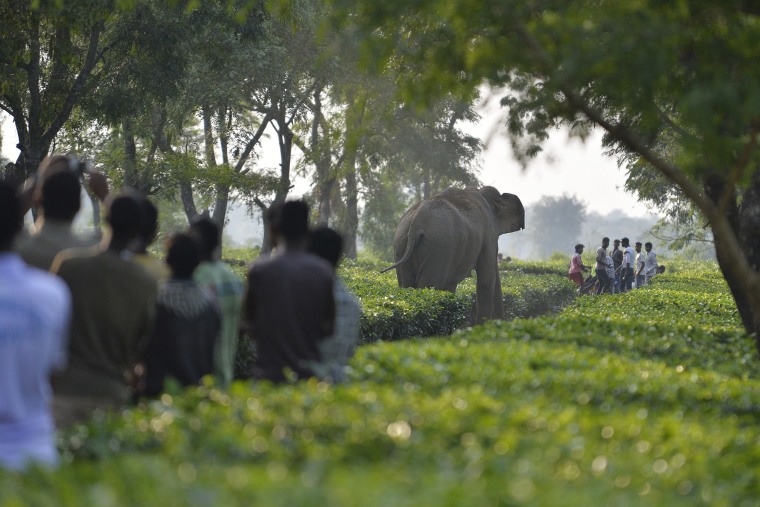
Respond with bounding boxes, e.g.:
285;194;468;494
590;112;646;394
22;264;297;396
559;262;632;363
21;262;71;305
52;245;100;273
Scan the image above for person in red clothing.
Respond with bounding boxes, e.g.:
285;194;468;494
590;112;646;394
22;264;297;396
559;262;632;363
567;243;590;287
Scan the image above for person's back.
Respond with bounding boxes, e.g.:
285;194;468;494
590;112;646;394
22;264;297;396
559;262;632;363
245;201;335;382
15;167;96;270
307;227;362;383
190;216;244;387
50;193;157;426
0;181;71;470
144;234;220;396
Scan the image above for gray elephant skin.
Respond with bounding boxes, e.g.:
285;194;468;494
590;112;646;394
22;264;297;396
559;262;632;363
381;186;525;323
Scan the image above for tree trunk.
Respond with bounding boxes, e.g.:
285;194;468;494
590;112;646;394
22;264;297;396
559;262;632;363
123;120;140;190
705;174;760;350
260;118;293;254
343;163;359;259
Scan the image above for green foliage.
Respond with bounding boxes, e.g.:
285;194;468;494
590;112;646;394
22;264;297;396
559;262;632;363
2;261;758;505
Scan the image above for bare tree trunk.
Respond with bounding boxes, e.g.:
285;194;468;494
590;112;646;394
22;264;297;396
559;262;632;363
343;162;359;259
122;120;140;190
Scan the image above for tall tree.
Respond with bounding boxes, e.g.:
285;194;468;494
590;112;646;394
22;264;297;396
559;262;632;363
331;0;760;348
0;1;122;186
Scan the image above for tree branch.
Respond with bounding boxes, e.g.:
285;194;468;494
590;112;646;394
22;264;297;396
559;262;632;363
41;26;103;146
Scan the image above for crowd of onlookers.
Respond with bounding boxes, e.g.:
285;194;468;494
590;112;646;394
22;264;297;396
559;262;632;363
568;237;664;294
0;155;361;471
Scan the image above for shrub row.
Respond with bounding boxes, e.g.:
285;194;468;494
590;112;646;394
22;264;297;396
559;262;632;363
2;260;758;506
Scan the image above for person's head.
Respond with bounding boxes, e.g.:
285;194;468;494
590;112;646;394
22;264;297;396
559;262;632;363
165;232;201;279
39;168;81;222
645;242;653;252
271;200;310;246
307;226;343;269
0;180;23;251
134;196;159;253
635;241;642;252
621;237;630;247
602;237;610;249
575;243;584;254
189;215;221;262
658;265;666;274
613;239;620;249
105;193;142;246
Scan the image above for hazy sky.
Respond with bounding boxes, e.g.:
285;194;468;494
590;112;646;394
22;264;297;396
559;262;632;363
2;107;656;219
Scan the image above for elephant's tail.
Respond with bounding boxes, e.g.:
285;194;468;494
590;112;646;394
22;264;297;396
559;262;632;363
380;230;422;273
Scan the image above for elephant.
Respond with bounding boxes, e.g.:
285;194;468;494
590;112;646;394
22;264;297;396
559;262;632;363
381;186;525;323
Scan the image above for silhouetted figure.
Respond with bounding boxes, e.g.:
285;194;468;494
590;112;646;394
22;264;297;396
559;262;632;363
307;227;362;383
0;181;71;470
16;166;94;270
244;201;335;382
189;216;244;387
143;233;220;396
50;192;158;428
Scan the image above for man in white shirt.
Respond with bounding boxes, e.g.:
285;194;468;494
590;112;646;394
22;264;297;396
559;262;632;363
0;181;71;470
644;242;659;284
634;242;646;288
620;237;636;292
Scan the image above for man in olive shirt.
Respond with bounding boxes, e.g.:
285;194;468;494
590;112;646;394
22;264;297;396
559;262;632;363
244;201;335;382
51;193;157;427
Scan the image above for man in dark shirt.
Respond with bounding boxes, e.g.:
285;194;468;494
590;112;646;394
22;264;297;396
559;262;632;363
611;239;623;294
244;201;335;382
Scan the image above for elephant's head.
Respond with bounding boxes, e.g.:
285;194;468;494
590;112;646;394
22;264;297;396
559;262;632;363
480;186;525;234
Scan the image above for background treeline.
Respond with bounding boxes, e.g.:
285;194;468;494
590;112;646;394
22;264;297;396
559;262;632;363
0;0;482;258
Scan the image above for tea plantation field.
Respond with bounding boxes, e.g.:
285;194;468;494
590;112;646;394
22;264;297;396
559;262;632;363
2;258;759;506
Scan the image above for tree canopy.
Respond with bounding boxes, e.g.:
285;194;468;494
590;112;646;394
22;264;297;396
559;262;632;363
327;0;760;344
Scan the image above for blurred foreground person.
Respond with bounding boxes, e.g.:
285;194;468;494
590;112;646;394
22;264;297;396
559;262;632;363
15;155;105;270
244;201;335;382
143;233;220;396
189;216;244;387
50;192;157;427
0;181;71;470
132;196;170;281
307;227;362;383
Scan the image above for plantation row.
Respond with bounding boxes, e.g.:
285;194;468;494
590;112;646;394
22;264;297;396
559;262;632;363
2;259;759;506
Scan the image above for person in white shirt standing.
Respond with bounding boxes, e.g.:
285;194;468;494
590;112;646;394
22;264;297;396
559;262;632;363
644;242;659;284
620;237;636;292
634;242;646;288
0;181;71;471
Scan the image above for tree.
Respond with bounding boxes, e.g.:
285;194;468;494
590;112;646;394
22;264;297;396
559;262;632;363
330;0;760;348
0;1;123;187
525;195;587;259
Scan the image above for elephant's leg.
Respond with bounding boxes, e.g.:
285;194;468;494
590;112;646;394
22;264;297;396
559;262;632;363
473;250;501;323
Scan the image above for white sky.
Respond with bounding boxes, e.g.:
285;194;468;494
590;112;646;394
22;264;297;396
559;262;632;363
2;106;655;219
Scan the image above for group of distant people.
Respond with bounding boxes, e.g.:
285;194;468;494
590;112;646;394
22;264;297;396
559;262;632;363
0;155;361;471
568;237;664;294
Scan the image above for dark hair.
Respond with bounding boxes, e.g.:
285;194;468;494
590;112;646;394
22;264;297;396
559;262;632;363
0;180;23;247
574;243;584;253
189;215;220;260
613;239;620;244
602;237;610;243
645;242;653;248
106;193;141;238
275;200;309;241
136;196;159;243
635;241;642;247
621;237;630;246
308;227;343;268
165;233;201;278
41;170;81;221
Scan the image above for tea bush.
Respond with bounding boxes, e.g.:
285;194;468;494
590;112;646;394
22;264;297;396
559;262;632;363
5;260;757;506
